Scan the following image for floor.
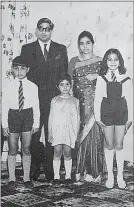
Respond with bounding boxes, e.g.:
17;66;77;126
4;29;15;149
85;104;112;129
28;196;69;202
1;160;134;207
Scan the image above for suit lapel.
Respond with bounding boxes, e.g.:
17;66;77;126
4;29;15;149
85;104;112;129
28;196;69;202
47;41;56;61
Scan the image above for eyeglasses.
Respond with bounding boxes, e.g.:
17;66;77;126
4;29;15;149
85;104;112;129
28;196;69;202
38;26;51;33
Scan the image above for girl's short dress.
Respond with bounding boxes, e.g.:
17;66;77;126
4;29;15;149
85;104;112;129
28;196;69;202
49;95;80;148
101;76;130;126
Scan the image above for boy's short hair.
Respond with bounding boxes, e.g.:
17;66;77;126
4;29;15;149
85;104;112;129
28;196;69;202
12;56;28;67
57;73;72;86
37;18;54;30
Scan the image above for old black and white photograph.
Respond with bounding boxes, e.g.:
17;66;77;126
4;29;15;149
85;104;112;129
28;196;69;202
1;1;133;206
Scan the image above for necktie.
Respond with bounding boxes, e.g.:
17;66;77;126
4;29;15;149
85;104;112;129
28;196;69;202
18;81;24;111
111;71;117;82
44;44;48;61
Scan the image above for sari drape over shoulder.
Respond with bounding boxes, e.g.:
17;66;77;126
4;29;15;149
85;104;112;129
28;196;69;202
72;56;104;179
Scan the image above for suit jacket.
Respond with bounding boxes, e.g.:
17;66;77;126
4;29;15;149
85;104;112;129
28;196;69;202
21;40;68;104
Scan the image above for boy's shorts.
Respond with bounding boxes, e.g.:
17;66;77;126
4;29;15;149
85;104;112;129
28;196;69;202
8;108;33;133
101;97;128;126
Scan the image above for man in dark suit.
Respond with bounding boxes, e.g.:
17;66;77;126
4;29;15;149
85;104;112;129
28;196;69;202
21;18;68;182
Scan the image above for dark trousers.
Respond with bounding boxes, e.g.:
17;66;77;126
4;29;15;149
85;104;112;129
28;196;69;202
1;125;4;155
31;95;54;181
40;101;50;146
40;101;54;181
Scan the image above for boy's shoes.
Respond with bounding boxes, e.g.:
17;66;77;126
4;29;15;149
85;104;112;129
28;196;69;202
117;176;126;189
7;181;16;191
64;178;73;184
105;176;114;189
24;181;34;189
52;179;61;185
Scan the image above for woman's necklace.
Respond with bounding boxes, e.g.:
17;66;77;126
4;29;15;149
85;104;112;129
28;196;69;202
59;95;71;99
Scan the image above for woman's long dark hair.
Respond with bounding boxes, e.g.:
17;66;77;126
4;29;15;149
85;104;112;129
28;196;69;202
98;48;126;76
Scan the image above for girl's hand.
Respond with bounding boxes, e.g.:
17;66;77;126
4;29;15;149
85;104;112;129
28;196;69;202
97;121;106;128
125;121;132;134
97;121;106;132
32;128;39;134
3;127;10;137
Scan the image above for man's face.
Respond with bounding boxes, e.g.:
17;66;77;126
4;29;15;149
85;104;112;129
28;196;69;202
36;22;52;42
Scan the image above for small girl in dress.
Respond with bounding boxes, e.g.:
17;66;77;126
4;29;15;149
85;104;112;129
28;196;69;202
48;73;80;184
94;48;133;189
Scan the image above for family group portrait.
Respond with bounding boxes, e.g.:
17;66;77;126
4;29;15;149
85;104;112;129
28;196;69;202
1;1;133;206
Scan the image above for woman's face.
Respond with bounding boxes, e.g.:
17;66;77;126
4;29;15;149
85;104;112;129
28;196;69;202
79;36;93;54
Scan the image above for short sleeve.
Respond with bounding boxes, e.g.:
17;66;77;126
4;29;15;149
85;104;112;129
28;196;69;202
68;57;78;79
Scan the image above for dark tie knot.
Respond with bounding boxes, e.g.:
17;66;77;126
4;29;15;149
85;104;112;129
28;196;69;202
44;44;48;61
19;80;23;87
111;71;117;82
44;44;47;48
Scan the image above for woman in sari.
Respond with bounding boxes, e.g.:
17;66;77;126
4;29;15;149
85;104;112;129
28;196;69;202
68;31;104;182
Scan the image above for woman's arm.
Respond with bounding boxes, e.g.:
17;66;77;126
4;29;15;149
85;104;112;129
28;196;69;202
77;100;80;135
86;73;99;82
68;57;77;79
94;76;104;122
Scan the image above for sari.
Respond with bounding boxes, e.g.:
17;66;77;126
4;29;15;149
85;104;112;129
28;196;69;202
71;56;104;180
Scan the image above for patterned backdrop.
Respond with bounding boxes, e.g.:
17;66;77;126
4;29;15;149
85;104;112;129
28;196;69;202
1;1;133;161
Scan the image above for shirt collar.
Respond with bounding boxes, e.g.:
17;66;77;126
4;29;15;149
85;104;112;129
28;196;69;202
15;77;27;83
108;69;119;76
38;39;51;51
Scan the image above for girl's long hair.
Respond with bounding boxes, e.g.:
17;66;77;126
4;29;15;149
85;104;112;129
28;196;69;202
98;48;126;76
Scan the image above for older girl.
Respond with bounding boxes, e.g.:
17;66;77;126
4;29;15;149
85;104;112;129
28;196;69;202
94;48;132;189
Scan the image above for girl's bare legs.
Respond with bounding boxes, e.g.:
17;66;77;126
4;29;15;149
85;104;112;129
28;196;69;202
103;126;114;188
53;144;62;180
63;144;72;180
115;125;126;189
21;131;32;182
8;133;19;182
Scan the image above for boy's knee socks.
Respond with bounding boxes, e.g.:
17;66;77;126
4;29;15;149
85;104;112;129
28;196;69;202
8;155;16;182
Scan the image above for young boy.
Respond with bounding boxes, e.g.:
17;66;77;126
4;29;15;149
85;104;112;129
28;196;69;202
2;56;40;190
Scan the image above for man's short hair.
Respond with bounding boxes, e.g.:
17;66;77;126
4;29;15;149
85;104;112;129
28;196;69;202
37;18;54;30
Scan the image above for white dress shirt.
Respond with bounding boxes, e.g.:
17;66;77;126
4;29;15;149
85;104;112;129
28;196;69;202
94;70;133;122
2;77;40;128
38;39;51;55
